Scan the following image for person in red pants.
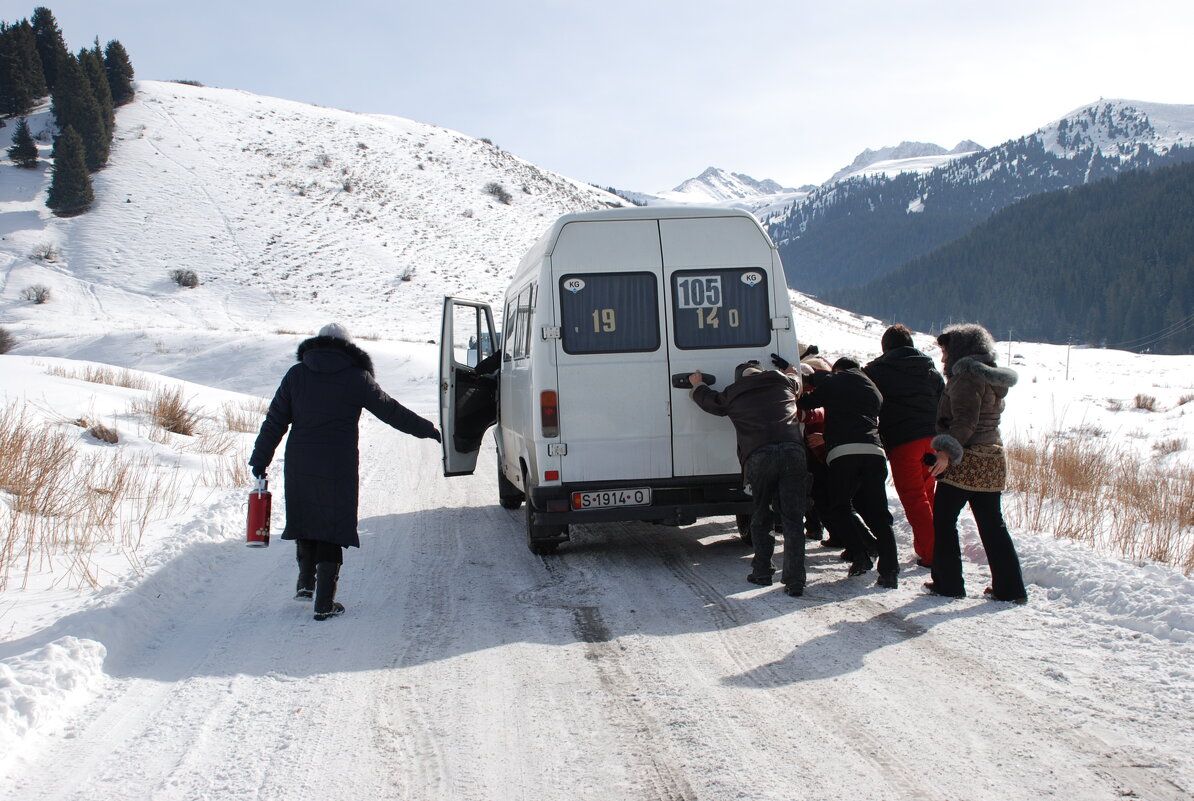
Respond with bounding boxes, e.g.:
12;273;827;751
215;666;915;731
863;324;944;567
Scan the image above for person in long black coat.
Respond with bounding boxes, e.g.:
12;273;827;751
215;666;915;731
249;323;440;620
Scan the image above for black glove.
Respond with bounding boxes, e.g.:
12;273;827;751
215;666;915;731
770;352;790;370
250;464;267;479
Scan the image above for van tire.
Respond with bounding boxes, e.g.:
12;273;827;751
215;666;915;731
523;468;565;555
525;503;562;555
498;457;524;510
735;514;753;543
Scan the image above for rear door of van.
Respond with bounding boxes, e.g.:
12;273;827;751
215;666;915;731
550;219;674;483
660;215;785;478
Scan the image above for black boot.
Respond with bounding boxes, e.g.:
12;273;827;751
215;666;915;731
313;562;345;620
295;542;316;600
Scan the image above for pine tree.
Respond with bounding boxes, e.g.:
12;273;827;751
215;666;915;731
0;22;38;115
80;41;114;141
50;52;108;171
103;39;134;106
31;6;68;92
13;19;47;96
46;125;92;214
7;117;39;167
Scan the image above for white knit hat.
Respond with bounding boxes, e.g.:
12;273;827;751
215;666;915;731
318;322;352;342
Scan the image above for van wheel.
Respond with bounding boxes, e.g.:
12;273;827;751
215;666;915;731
525;504;562;555
735;514;753;543
498;457;524;510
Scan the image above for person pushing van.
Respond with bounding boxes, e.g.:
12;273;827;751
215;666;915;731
688;358;810;596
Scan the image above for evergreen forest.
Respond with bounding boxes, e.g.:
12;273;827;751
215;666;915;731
1;6;135;214
826;160;1194;354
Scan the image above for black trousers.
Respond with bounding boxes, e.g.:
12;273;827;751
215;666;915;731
744;443;809;587
825;453;898;576
930;482;1026;600
296;538;344;565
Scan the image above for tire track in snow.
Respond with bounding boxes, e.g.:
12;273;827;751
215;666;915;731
621;524;939;801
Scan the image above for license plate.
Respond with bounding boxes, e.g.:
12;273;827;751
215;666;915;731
571;487;652;510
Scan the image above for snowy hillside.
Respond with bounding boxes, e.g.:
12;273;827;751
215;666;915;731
0;80;626;352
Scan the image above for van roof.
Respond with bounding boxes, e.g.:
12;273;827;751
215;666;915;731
523;205;765;264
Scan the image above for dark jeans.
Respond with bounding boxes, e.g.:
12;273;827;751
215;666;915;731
744;443;810;587
825;453;898;576
931;482;1026;600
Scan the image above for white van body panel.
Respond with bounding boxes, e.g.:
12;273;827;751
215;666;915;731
439;206;799;545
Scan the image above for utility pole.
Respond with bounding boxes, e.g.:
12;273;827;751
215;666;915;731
1065;336;1072;381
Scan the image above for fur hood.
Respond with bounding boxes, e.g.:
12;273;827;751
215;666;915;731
296;335;375;375
937;324;999;377
950;356;1018;388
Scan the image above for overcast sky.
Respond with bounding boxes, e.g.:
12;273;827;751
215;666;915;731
26;0;1194;192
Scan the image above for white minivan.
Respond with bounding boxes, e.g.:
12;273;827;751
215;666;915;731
439;206;800;554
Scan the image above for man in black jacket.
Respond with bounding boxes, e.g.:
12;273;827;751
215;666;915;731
689;361;810;596
250;323;441;620
863;324;945;567
797;357;898;588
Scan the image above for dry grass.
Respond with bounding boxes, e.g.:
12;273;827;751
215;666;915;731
133;387;201;435
222;398;267;433
1152;438;1187;456
1179;393;1194;407
46;363;153;390
1134;393;1158;411
1007;435;1194;575
0;405;193;590
87;422;119;443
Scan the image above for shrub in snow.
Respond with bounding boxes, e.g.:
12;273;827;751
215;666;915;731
21;285;51;304
170;269;199;288
87;422;119;444
1134;393;1158;412
484;182;512;205
29;243;60;263
0;326;15;354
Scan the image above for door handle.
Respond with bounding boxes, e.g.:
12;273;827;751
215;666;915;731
671;373;715;389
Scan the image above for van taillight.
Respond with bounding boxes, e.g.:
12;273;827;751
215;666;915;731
540;390;559;437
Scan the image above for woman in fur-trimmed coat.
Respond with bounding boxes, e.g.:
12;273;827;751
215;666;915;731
924;323;1027;604
249;323;441;620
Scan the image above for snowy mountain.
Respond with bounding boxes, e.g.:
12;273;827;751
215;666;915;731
613;166;814;218
659;166;800;203
825;139;983;184
1042;99;1194;158
766;98;1194;297
1;80;627;353
1;82;1193;800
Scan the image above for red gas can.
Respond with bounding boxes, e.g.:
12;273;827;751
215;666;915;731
246;478;271;547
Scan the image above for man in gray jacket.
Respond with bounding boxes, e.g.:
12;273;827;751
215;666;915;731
689;360;810;596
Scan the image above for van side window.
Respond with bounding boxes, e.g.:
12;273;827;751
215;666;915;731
559;272;660;354
516;283;536;359
508;281;537;360
671;268;771;349
502;300;514;362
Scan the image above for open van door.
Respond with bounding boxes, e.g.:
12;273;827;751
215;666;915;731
439;297;499;477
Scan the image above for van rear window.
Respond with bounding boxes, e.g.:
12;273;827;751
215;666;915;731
559;272;660;354
671;268;771;350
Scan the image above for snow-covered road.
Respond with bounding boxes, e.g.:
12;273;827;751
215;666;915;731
2;415;1190;801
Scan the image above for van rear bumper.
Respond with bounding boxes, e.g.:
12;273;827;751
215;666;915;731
529;475;752;526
